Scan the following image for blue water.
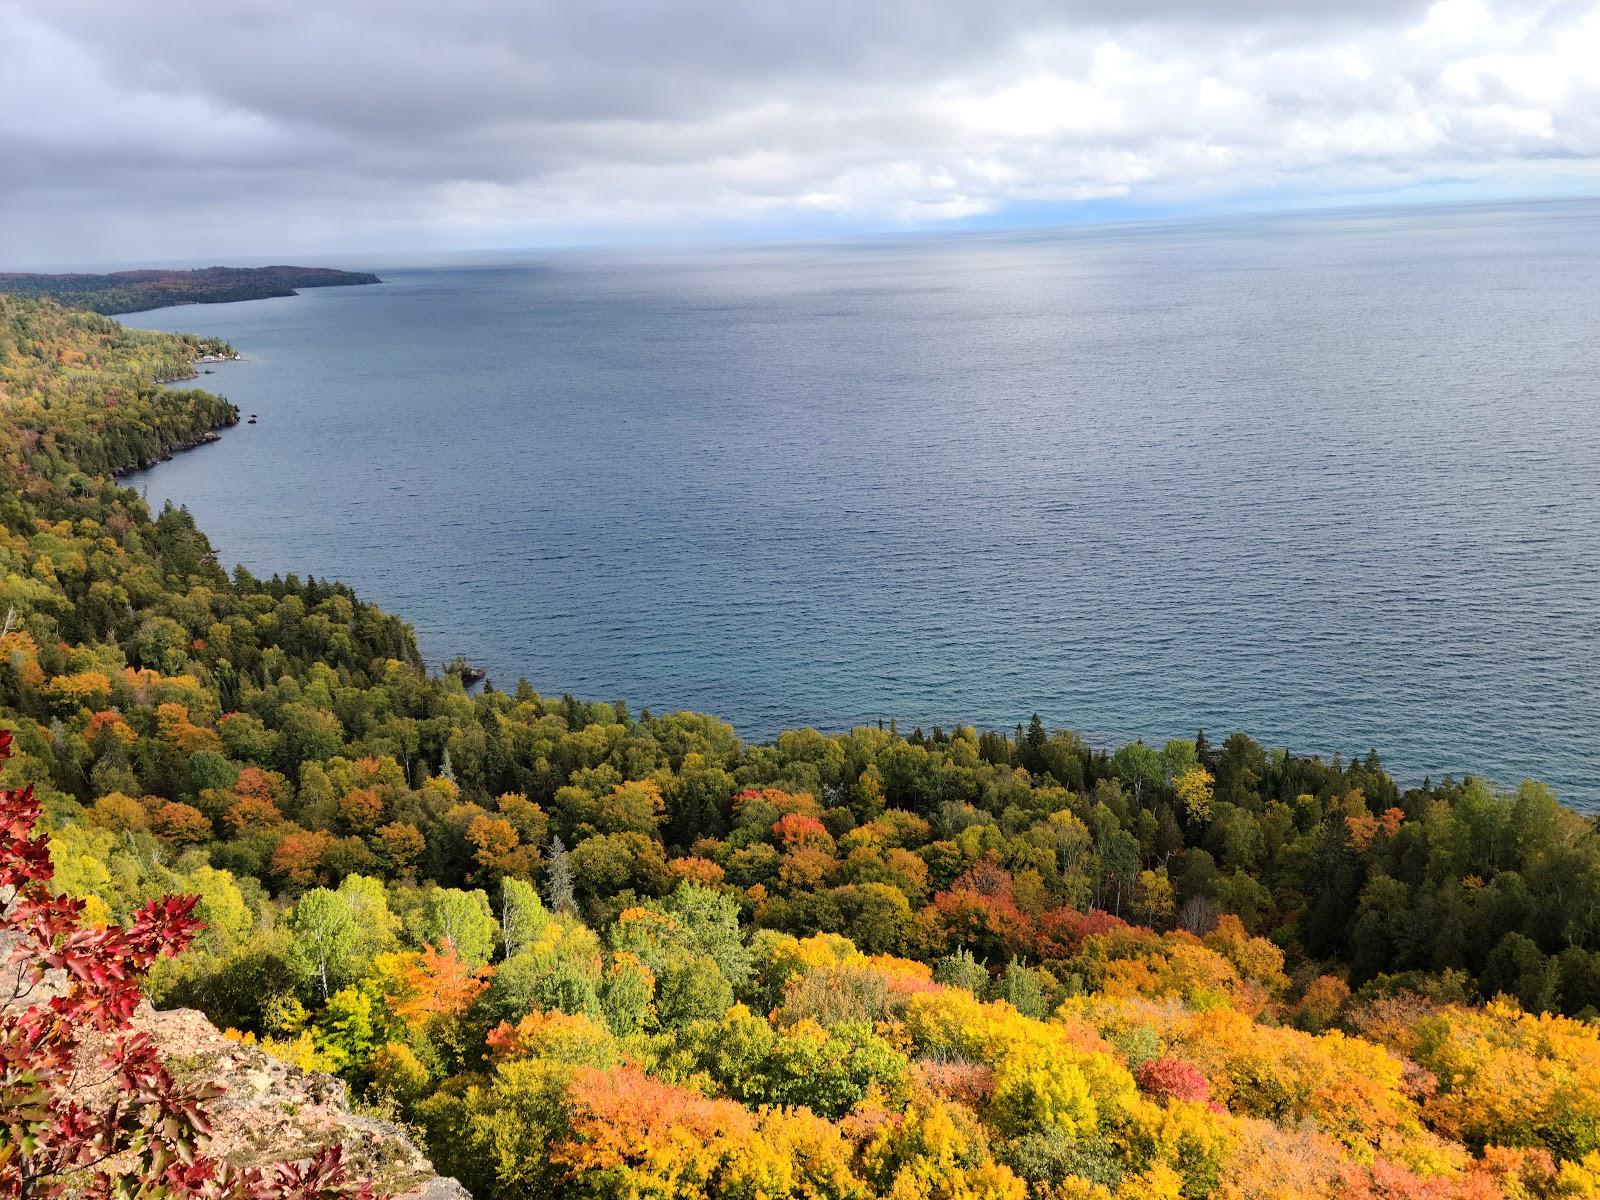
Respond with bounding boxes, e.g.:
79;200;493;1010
125;201;1600;805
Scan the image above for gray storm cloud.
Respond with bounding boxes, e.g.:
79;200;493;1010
1;0;1597;264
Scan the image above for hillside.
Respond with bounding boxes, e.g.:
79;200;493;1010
3;290;1600;1198
0;265;381;313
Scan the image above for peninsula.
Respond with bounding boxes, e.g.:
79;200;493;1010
0;264;381;314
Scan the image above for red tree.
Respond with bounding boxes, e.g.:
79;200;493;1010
0;729;374;1198
1135;1057;1213;1107
929;857;1033;961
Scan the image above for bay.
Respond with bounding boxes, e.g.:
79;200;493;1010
125;200;1600;805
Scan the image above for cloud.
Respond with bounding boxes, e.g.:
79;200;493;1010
1;0;1596;264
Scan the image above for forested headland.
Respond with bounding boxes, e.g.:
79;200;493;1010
4;290;1600;1198
0;265;381;314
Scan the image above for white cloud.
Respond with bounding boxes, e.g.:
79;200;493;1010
1;0;1597;264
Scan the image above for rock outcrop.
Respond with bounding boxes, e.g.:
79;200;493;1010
124;1005;469;1199
2;931;466;1200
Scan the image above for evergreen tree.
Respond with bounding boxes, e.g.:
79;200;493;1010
933;946;989;994
546;835;576;914
992;956;1049;1019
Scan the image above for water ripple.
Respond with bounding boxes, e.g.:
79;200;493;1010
125;202;1600;806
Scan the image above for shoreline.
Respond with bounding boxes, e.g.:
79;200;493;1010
155;350;244;385
117;353;244;475
112;425;233;477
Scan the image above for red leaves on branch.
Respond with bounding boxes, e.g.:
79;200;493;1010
0;728;377;1199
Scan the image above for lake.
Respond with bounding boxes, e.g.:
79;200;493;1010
126;200;1600;805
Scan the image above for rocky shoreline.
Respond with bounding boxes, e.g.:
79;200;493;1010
112;424;233;476
113;355;247;475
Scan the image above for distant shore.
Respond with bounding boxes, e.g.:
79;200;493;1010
0;264;381;314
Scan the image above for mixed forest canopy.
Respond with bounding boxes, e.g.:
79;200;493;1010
0;265;381;314
4;289;1600;1198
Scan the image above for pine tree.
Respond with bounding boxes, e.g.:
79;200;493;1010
546;835;576;914
992;956;1048;1018
933;946;989;994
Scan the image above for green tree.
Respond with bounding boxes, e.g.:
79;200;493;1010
1481;932;1555;1012
657;882;751;988
934;947;990;995
335;872;400;965
287;887;360;1000
500;876;549;959
420;887;498;967
992;956;1050;1018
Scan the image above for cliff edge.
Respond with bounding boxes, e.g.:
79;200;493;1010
3;927;467;1200
123;1004;469;1199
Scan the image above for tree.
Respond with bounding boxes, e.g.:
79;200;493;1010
1020;715;1048;775
288;887;360;1001
657;882;752;988
834;882;914;955
1173;767;1215;823
675;1005;909;1117
991;957;1050;1018
375;821;425;877
467;814;537;882
272;829;337;890
154;800;212;844
1411;999;1600;1159
338;787;384;833
934;947;990;994
376;942;492;1031
420;887;498;967
1131;868;1176;928
647;951;732;1031
1481;932;1555;1013
990;1045;1098;1139
546;835;576;914
335;873;400;964
414;1057;569;1200
500;877;549;959
1135;1057;1210;1105
1097;829;1142;914
1111;741;1163;808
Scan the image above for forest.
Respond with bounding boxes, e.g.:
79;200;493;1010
0;266;381;314
4;290;1600;1198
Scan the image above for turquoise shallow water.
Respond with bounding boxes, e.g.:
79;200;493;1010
126;201;1600;805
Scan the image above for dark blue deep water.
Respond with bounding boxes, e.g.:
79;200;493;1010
126;201;1600;805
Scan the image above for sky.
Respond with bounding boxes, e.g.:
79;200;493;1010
2;0;1598;268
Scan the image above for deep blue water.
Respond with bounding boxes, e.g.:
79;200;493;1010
125;201;1600;805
